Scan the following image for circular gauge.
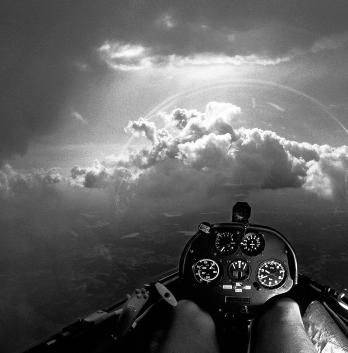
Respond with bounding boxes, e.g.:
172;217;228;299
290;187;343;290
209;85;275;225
193;259;220;283
229;259;250;281
257;260;287;289
215;231;238;255
240;232;265;256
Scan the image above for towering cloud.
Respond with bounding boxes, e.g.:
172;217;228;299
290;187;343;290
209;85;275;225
2;102;347;210
66;102;348;211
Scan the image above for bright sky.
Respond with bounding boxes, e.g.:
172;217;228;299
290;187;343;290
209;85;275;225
2;0;348;172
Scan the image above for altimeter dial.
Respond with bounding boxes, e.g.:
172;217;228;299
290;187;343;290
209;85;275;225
215;231;238;255
193;259;220;283
257;260;286;289
240;232;265;256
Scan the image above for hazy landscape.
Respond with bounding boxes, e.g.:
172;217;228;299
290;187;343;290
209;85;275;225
1;188;347;352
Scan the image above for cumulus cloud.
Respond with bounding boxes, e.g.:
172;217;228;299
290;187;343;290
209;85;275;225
64;102;347;211
1;102;347;209
161;103;240;141
125;118;158;144
70;160;124;189
0;164;63;197
303;146;348;201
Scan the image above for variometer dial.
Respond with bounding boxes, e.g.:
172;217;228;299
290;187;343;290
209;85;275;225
240;232;265;256
215;231;238;255
193;259;220;283
257;260;286;289
229;259;250;281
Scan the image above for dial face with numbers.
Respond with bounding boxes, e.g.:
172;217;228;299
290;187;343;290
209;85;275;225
240;232;265;256
257;260;286;288
193;259;220;283
215;231;238;255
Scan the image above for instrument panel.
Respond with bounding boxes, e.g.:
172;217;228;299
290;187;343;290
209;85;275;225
179;222;297;318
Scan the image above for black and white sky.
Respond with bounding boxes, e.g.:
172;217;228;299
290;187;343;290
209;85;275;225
1;0;348;228
1;0;348;220
2;0;348;165
1;0;347;238
1;2;348;351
